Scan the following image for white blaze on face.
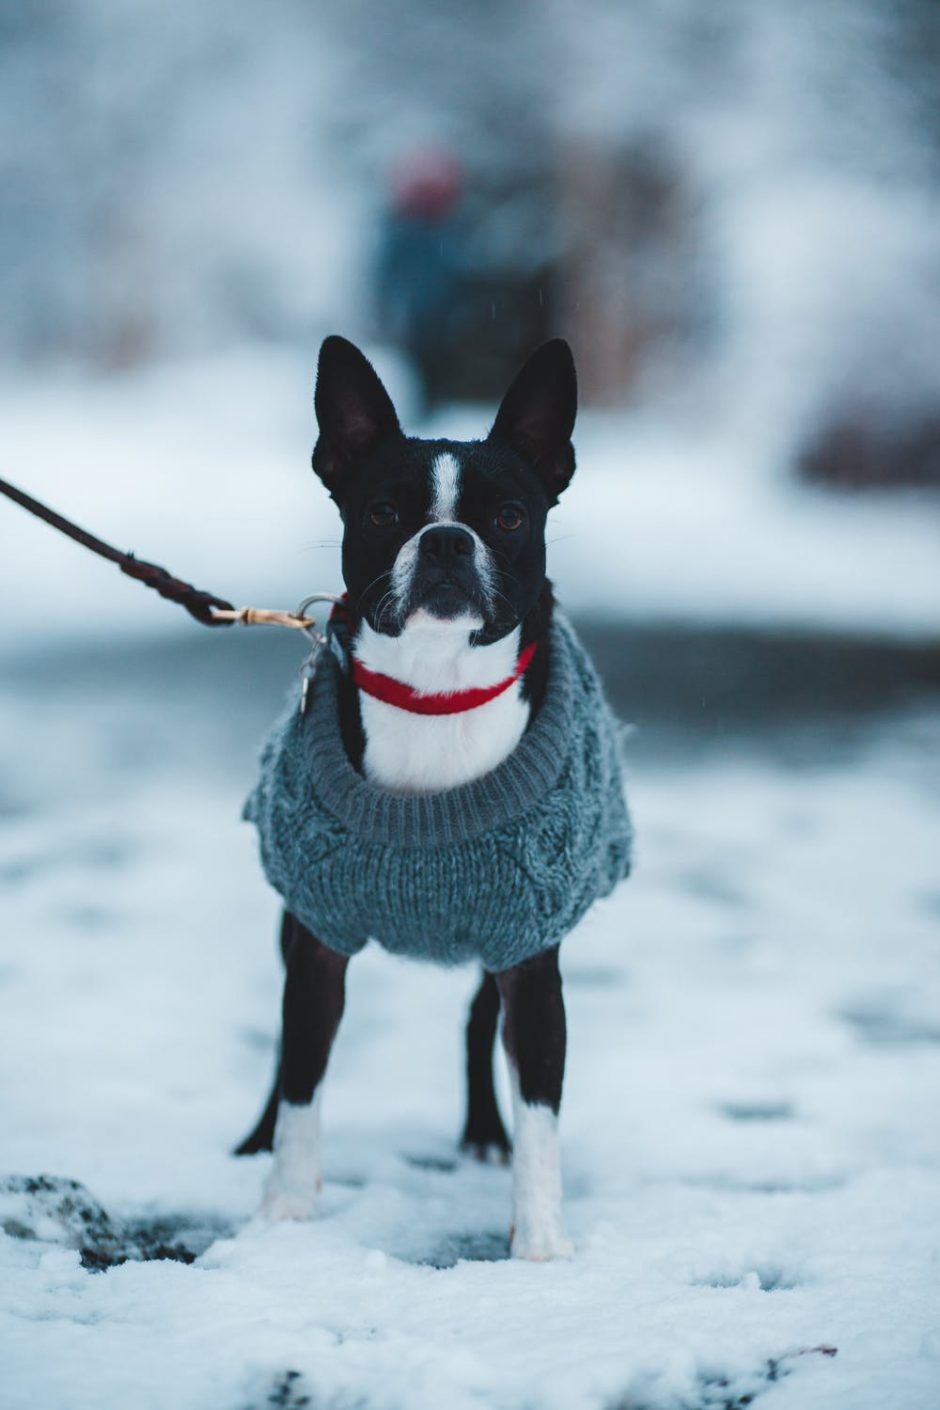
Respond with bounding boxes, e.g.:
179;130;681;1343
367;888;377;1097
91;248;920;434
388;450;495;624
430;450;462;521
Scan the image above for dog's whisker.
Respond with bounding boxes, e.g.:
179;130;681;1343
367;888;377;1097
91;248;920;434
355;569;394;621
373;587;397;631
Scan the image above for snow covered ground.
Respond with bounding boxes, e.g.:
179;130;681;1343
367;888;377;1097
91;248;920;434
2;351;939;648
1;632;939;1410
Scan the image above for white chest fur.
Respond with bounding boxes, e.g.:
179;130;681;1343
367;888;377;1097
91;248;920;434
354;613;531;794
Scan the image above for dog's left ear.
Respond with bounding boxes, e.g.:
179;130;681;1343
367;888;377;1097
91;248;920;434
313;336;402;497
488;340;577;504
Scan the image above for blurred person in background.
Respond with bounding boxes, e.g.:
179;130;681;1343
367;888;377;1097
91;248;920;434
372;147;558;408
372;148;470;410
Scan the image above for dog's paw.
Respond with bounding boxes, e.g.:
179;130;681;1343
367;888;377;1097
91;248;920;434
461;1137;511;1166
509;1218;574;1262
259;1174;321;1222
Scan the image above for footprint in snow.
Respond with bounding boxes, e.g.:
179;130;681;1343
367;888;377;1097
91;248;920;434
693;1263;800;1292
720;1100;796;1122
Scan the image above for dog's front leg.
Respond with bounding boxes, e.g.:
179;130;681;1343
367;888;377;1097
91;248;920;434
261;915;349;1221
495;946;573;1261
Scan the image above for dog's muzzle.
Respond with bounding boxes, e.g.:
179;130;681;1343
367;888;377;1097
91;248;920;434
395;523;491;622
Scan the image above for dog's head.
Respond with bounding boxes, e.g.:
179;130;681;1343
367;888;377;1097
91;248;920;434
312;336;577;641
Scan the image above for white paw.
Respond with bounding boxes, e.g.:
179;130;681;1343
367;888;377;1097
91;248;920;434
261;1098;323;1221
510;1219;574;1262
260;1174;321;1222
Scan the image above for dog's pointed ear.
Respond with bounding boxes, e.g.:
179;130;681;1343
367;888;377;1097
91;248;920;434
312;336;401;494
488;340;577;504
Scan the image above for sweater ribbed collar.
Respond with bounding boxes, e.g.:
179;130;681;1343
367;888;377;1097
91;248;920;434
303;614;577;848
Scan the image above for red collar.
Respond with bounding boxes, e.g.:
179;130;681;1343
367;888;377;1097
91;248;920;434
351;640;538;716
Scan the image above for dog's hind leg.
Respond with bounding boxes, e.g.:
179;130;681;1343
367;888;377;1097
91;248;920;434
259;912;350;1220
495;946;573;1261
460;970;511;1162
234;913;295;1155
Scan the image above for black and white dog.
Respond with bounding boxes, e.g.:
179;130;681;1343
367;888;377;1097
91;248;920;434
239;335;581;1259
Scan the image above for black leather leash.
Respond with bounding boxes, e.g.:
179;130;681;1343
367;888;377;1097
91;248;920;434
0;473;238;627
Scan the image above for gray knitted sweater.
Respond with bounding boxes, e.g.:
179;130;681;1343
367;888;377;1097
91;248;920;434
243;614;632;971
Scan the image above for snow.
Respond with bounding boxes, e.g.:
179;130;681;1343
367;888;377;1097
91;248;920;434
1;352;938;648
1;638;939;1408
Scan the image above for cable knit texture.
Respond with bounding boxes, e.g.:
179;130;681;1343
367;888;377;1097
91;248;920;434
243;613;632;971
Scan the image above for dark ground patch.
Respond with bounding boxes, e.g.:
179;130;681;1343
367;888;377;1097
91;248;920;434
720;1101;795;1123
416;1229;511;1268
839;1002;940;1047
610;1346;836;1410
258;1370;312;1409
0;1173;231;1271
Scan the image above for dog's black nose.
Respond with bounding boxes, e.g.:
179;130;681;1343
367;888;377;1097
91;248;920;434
420;525;474;560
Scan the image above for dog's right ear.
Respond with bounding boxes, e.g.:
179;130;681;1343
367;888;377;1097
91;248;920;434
312;336;402;496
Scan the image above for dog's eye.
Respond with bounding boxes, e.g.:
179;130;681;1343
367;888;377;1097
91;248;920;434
496;503;525;533
368;501;399;528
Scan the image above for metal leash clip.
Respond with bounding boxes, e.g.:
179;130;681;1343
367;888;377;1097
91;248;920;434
295;593;346;716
